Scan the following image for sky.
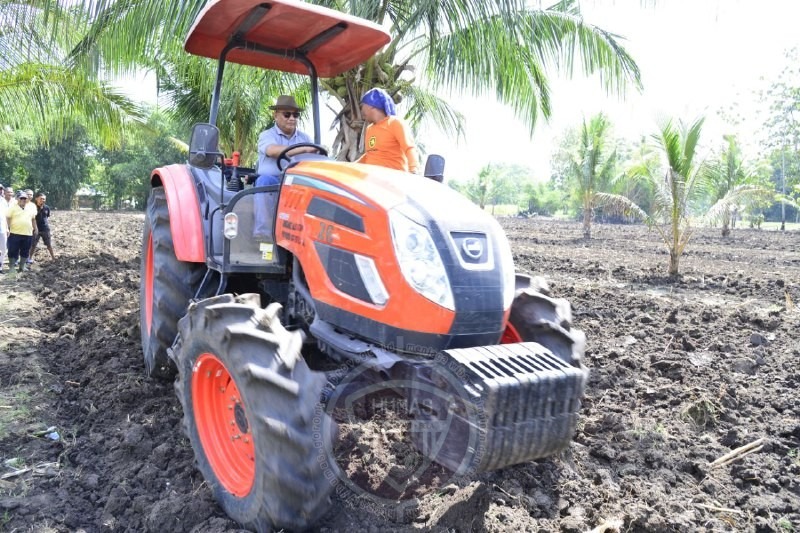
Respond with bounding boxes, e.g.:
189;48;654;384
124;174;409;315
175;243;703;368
120;0;800;182
421;0;800;182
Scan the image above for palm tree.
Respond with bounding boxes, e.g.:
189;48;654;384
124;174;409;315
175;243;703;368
703;135;773;237
0;2;141;147
564;113;616;239
318;0;642;160
156;55;301;165
35;0;641;162
597;118;707;277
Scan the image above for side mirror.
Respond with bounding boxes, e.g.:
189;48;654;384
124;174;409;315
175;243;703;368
189;123;222;169
423;154;445;183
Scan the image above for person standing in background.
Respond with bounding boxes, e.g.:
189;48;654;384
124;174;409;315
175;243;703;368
3;186;15;209
0;184;8;273
6;191;37;272
29;192;55;264
22;189;37;218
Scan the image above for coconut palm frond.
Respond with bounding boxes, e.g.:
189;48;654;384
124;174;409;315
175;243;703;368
0;62;142;148
522;0;641;94
155;52;297;163
648;171;677;222
167;136;189;154
17;0;641;162
704;185;773;225
404;85;466;141
597;149;617;190
421;0;640;134
776;194;800;210
625;158;656;183
676;226;694;255
66;0;206;76
594;192;649;222
681;117;705;175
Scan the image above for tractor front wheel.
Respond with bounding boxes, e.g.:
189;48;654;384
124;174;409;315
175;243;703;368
173;294;333;531
502;276;586;366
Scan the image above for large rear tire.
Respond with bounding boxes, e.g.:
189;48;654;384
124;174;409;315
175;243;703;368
173;294;333;531
140;186;206;379
502;274;586;366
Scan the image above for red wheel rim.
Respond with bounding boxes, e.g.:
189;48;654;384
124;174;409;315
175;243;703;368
192;353;255;497
144;232;154;335
500;322;522;344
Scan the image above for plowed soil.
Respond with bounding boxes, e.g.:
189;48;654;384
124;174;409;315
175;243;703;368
1;212;798;533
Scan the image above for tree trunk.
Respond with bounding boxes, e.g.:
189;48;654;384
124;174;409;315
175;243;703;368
668;249;680;277
721;218;730;238
332;112;365;162
582;208;592;239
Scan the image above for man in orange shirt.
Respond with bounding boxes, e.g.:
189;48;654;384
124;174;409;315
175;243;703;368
357;88;419;174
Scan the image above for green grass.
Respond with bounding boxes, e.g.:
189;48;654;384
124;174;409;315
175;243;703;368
0;390;34;435
755;221;800;231
681;396;721;429
776;516;795;532
789;448;800;467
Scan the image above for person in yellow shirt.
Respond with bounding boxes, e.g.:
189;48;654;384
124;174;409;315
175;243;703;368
6;191;37;272
357;88;419;173
0;184;8;273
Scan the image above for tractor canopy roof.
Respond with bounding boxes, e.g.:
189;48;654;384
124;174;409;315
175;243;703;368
185;0;391;78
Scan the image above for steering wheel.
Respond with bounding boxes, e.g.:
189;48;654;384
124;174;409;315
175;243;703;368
276;143;329;171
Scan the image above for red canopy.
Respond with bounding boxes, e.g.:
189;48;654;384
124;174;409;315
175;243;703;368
185;0;391;78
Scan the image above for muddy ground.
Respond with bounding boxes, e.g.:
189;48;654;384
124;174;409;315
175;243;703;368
1;212;798;532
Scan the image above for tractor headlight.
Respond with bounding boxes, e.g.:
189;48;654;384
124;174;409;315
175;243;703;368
389;210;454;310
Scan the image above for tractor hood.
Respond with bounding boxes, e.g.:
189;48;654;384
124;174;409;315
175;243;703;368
287;160;487;221
282;159;517;351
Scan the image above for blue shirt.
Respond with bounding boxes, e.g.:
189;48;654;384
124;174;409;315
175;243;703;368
256;125;311;177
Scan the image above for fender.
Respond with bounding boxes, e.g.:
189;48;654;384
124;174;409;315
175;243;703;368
150;164;205;262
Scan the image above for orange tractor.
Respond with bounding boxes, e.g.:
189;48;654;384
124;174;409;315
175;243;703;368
139;0;588;530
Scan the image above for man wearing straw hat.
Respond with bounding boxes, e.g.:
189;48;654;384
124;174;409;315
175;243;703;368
253;95;317;239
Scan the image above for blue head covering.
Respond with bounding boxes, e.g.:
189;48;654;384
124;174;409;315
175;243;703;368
361;88;396;117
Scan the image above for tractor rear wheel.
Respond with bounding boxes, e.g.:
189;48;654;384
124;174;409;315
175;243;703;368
139;186;206;379
173;294;333;531
502;276;586;366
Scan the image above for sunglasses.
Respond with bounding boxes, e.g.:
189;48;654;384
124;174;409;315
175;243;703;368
281;112;301;119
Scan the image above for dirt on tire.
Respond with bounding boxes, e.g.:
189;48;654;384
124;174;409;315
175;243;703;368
0;211;798;532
